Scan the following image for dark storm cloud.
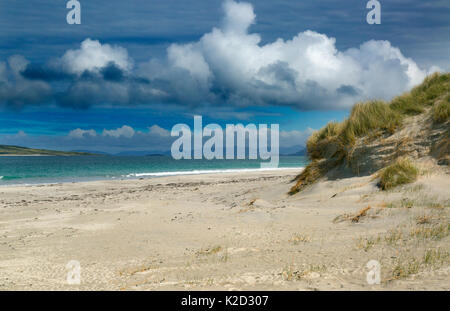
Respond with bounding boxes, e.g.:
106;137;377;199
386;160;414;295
1;0;449;68
0;1;445;111
21;64;75;81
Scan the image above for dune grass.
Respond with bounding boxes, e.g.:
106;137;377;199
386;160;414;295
378;158;419;190
391;73;449;115
306;100;402;161
431;97;450;123
306;72;449;160
289;73;449;195
340;101;402;145
289;160;324;194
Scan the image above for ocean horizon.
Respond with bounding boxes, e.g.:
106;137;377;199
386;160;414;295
0;155;308;186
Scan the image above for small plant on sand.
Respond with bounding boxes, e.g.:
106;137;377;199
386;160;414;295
416;214;432;225
290;233;311;244
281;265;301;281
387;198;415;209
389;247;449;281
197;245;223;256
384;229;403;245
391;258;421;280
410;223;449;241
356;236;381;251
281;264;326;281
427;202;445;209
378;158;419;190
423;248;449;266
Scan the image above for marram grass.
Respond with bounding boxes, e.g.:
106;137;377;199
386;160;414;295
378;158;419;190
290;72;449;195
431;97;450;123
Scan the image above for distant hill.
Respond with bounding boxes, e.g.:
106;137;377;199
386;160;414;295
290;72;450;194
0;145;97;156
72;150;110;155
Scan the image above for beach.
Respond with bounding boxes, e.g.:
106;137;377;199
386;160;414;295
0;168;448;290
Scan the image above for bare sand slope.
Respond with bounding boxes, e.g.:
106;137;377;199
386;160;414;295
0;169;448;290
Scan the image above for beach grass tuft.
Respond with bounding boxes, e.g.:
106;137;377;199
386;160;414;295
431;98;450;123
378;158;419;190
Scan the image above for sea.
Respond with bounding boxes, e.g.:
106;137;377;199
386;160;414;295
0;155;308;186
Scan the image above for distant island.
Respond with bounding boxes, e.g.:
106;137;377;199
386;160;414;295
0;145;97;156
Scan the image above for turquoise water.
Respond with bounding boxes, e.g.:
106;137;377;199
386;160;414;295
0;156;308;185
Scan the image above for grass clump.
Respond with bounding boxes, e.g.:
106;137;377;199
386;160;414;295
197;245;223;256
290;233;311;244
409;72;450;106
306;100;402;157
423;248;449;266
378;158;419;190
390;93;425;115
340;101;402;145
391;73;450;114
289;160;324;194
431;98;450;123
306;121;343;160
410;223;449;241
391;258;421;280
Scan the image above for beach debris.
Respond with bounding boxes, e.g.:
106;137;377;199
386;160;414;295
333;205;373;223
351;206;371;223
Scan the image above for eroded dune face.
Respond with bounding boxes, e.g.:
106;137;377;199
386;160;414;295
348;112;449;175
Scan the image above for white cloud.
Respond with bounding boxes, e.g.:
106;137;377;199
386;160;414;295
68;128;97;139
156;0;434;109
222;0;256;35
2;0;440;111
279;128;315;148
148;125;170;137
61;39;133;74
102;125;135;138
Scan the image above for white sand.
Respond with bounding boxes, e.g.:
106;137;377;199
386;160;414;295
0;169;448;290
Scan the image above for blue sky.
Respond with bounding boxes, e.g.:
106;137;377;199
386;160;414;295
0;0;448;153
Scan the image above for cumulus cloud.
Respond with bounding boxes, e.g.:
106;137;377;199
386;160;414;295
102;125;135;138
61;39;133;74
1;0;439;110
156;0;432;109
148;125;170;137
68;128;97;139
0;56;52;108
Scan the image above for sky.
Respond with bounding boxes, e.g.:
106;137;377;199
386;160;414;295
0;0;449;154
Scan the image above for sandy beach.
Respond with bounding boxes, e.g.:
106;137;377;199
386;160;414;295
0;168;448;290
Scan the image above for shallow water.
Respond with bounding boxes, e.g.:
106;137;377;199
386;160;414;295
0;155;308;185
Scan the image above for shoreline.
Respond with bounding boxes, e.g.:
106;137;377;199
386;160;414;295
0;166;304;187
